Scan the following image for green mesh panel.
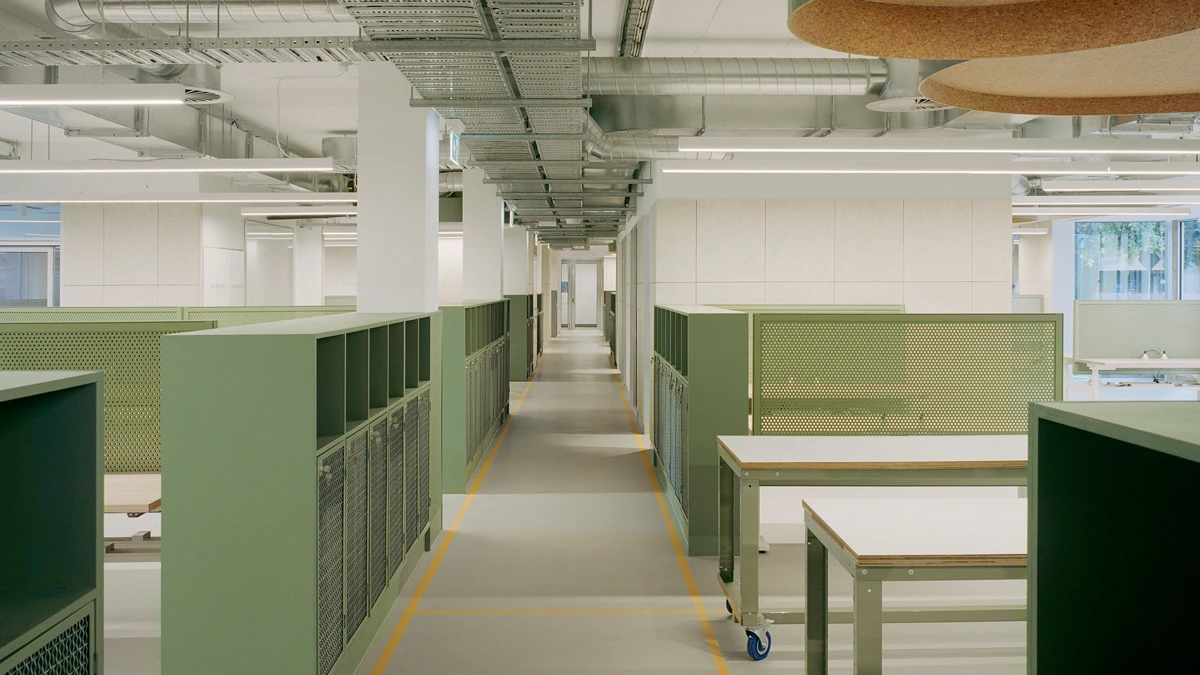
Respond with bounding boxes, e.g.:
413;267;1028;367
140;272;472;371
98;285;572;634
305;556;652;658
0;321;211;472
0;308;183;323
1072;301;1200;373
182;306;354;328
753;314;1062;436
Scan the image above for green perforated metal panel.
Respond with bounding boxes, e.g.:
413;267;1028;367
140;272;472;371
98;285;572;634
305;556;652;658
368;419;387;609
0;307;183;323
182;307;354;328
752;313;1062;436
386;409;405;579
1073;301;1200;371
316;444;344;675
343;431;368;643
0;321;211;472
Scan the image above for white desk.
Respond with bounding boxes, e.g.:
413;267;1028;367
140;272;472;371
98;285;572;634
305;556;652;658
804;498;1027;675
104;473;162;514
716;434;1027;660
1077;358;1200;400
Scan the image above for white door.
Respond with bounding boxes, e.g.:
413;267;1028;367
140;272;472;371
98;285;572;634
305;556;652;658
560;262;569;327
573;262;598;327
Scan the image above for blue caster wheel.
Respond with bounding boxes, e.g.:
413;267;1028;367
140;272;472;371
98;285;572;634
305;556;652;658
746;631;772;661
726;599;733;615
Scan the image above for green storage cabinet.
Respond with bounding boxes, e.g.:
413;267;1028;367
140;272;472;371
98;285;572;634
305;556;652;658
441;301;510;494
651;306;748;556
506;294;535;381
603;291;617;365
161;312;442;675
1029;402;1200;675
0;371;104;675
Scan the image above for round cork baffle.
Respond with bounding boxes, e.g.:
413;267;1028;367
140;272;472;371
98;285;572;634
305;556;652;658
920;30;1200;116
787;0;1200;59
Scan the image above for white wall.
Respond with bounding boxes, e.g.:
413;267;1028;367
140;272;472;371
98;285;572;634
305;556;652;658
502;226;529;295
201;202;247;307
438;235;464;304
1018;228;1055;309
245;224;294;306
323;245;358;299
603;254;616;291
61;203;205;307
650;199;1013;311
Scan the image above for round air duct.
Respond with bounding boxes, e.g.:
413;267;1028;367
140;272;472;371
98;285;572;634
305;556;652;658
135;65;232;105
787;0;1200;60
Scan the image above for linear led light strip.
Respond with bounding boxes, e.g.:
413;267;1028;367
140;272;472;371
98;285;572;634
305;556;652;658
241;205;358;217
0;193;358;204
1011;208;1191;217
0;158;336;174
677;137;1200;155
0;84;187;107
1015;196;1200;206
662;162;1200;176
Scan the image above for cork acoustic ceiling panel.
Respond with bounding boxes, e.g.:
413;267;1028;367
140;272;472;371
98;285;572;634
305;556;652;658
920;30;1200;116
787;0;1200;60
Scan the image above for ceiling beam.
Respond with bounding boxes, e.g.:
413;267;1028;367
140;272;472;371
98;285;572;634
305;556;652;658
497;191;642;197
461;133;590;142
471;160;638;168
354;39;597;53
412;98;592;109
486;178;653;185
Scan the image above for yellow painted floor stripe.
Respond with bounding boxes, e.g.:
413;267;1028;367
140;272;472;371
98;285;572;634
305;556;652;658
368;347;547;674
414;608;727;616
615;372;732;675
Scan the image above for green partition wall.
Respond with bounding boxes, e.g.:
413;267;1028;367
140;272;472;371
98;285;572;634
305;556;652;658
0;371;104;675
752;313;1062;435
506;294;535;381
0;305;353;326
535;293;545;360
0;320;213;472
651;305;748;556
161;312;442;675
441;301;510;493
551;290;559;339
604;291;617;364
1073;300;1200;372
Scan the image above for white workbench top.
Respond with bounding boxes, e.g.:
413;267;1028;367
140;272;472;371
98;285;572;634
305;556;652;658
1078;358;1200;369
717;435;1027;470
105;473;162;514
804;498;1027;567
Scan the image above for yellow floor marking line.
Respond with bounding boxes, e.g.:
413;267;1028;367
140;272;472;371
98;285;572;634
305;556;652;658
414;608;726;616
369;346;549;674
615;372;731;675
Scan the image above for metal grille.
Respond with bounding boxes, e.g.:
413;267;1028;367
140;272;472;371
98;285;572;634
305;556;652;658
368;419;388;609
651;357;688;517
387;409;405;578
753;314;1061;436
0;36;384;67
1;610;91;675
404;399;420;555
344;432;369;642
316;446;344;675
418;391;431;535
0;322;207;472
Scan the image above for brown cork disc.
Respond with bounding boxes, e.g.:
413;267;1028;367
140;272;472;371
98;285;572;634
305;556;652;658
920;30;1200;116
788;0;1200;59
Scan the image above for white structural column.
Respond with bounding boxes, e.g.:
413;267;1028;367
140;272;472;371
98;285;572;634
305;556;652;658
461;168;504;300
293;226;324;306
356;63;439;313
503;226;530;295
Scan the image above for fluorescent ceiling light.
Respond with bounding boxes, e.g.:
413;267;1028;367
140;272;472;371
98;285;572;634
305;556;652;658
662;160;1200;176
1015;196;1200;206
0;193;358;204
1042;179;1200;192
0;158;335;175
677;137;1200;156
0;219;61;223
1013;228;1050;235
241;205;357;218
0;84;187;107
1011;207;1191;217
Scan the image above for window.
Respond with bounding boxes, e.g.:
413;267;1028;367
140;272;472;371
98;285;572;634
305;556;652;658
1075;221;1169;300
1183;221;1200;300
0;248;56;307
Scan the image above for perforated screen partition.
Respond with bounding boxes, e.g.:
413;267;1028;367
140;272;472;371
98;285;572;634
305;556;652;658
182;306;353;328
0;321;212;472
752;313;1062;436
1073;301;1200;368
0;307;184;323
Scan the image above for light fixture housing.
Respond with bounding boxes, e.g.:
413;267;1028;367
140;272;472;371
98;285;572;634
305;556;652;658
1011;207;1191;217
677;137;1200;156
0;84;187;107
0;193;358;204
661;160;1200;176
0;158;335;175
241;205;358;218
1012;228;1050;236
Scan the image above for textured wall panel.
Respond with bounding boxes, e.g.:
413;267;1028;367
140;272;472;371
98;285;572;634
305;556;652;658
1074;301;1200;362
753;314;1061;435
0;321;209;472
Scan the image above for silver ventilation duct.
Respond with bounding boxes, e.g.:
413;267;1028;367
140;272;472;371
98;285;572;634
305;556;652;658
439;171;463;195
866;58;957;113
46;0;186;76
584;57;887;96
62;0;351;23
583;116;725;161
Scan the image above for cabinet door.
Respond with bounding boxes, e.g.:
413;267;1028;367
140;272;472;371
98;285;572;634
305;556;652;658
344;432;369;642
404;399;420;555
0;600;96;674
387;409;405;579
317;445;345;675
368;418;388;609
418;391;431;538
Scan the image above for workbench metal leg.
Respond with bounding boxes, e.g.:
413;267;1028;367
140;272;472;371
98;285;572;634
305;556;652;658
805;529;829;675
740;477;763;630
853;573;884;675
718;461;735;584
